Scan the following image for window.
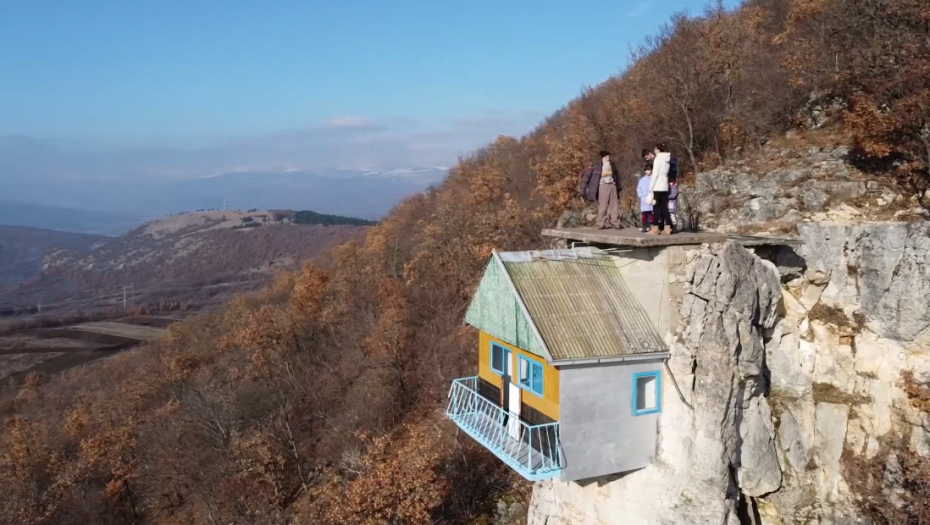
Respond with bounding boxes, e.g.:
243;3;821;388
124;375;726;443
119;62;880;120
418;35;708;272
517;355;544;397
490;343;508;375
633;371;661;416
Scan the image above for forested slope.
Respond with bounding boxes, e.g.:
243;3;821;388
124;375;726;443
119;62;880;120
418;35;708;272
1;1;927;524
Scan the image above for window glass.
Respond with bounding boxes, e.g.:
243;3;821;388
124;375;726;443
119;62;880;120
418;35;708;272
491;344;505;374
634;372;661;415
519;357;530;387
531;362;544;395
517;355;544;396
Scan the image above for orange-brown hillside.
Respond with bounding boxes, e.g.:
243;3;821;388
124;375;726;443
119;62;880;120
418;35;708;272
1;1;927;524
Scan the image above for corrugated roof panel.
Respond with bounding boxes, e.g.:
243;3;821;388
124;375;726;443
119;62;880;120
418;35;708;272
502;256;666;361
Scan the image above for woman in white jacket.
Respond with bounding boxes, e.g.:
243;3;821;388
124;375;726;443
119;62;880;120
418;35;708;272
647;143;674;235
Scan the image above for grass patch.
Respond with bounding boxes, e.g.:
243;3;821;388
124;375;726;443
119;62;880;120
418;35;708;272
901;370;930;413
808;303;866;332
812;382;871;405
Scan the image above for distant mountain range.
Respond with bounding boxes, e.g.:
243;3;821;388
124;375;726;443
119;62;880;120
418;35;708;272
0;133;450;227
0;200;143;236
0;167;447;227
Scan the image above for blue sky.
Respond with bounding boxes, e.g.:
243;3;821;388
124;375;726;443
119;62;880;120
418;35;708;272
0;0;737;149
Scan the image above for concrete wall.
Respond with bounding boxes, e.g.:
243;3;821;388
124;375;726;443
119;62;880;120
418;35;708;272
611;245;691;337
558;358;666;482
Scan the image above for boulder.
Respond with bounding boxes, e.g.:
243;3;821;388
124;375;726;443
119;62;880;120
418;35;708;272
799;222;930;341
738;396;782;496
799;183;830;210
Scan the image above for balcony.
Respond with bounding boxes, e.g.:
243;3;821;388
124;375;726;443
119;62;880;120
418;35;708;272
446;377;562;481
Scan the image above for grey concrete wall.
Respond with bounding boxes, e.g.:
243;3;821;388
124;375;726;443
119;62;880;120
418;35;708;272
558;358;666;482
612;245;692;338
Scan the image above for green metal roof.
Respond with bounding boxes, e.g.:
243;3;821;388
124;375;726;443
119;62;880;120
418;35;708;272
464;256;549;359
465;250;667;362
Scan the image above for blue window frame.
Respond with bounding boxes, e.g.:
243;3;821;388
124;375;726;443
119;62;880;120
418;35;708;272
490;343;509;376
632;371;661;416
517;354;544;397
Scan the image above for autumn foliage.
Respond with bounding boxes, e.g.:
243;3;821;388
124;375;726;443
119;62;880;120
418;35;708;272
2;1;929;524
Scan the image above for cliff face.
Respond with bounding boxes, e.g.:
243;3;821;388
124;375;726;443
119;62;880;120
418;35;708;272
528;221;930;525
765;221;930;524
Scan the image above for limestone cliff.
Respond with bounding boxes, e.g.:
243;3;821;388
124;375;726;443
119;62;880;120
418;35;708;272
528;221;930;525
686;145;928;233
764;221;930;524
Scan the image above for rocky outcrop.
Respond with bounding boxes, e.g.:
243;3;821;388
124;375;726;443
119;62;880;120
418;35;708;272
685;146;927;233
681;242;783;513
528;222;930;525
797;222;930;341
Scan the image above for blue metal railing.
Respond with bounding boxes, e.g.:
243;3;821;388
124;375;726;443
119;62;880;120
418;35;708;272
446;376;562;481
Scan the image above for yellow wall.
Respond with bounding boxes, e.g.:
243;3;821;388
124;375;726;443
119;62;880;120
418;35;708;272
477;331;560;420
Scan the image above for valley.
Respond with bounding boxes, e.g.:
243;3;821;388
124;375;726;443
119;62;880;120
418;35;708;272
1;0;928;524
0;207;368;400
0;208;369;318
0;316;179;392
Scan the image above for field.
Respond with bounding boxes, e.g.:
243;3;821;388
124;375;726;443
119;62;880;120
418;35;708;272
0;315;180;390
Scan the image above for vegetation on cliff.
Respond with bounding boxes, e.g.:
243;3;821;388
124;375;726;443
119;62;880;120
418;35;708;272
1;1;928;523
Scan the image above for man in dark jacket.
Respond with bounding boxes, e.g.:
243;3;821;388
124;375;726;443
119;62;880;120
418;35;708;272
578;150;621;229
645;147;678;182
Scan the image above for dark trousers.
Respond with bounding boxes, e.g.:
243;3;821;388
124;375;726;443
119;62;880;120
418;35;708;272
653;191;672;231
641;211;653;230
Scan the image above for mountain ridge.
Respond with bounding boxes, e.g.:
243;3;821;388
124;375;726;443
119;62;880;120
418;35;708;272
0;224;106;285
0;200;143;236
0;209;370;314
0;167;444;223
1;0;928;523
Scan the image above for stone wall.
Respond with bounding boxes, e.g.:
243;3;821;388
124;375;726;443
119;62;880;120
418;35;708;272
527;222;930;525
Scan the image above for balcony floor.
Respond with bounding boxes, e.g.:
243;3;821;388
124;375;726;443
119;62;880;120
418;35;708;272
450;410;558;480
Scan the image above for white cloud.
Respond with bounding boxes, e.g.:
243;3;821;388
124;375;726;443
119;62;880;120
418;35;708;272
0;110;545;183
328;116;377;128
0;111;547;218
626;0;655;18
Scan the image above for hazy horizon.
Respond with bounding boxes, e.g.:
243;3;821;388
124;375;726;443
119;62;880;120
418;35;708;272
1;0;736;224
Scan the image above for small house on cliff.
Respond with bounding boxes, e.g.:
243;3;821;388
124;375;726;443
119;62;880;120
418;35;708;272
446;248;670;482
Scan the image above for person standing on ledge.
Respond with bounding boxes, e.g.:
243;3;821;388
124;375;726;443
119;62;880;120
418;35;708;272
637;162;654;233
578;150;622;229
647;143;673;235
642;148;655;163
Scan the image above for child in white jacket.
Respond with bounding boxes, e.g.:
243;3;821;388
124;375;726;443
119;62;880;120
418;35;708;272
637;163;654;233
